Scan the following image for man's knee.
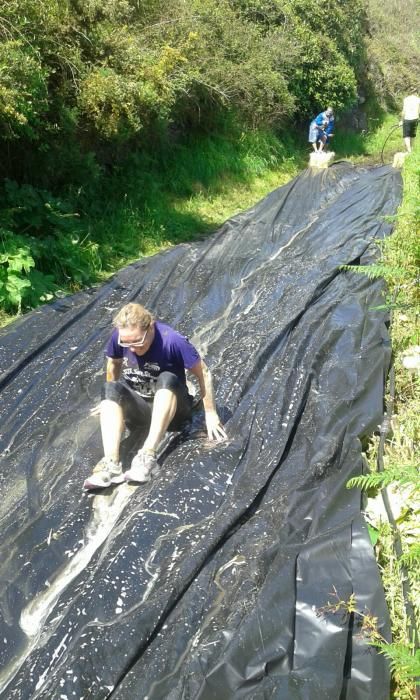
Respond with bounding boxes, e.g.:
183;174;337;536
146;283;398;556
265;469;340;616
101;381;125;404
155;371;179;393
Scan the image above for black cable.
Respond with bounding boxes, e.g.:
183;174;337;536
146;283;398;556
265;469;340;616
381;123;401;165
378;291;419;650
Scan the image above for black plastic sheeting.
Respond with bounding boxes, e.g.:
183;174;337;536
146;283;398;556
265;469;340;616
0;162;402;700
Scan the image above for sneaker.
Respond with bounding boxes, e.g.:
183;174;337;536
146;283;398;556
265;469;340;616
124;449;160;483
83;457;124;490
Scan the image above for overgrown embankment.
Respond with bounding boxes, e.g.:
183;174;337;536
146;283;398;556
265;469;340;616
347;147;419;700
374;150;419;700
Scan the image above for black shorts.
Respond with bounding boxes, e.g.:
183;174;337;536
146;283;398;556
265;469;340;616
101;372;194;432
403;119;418;138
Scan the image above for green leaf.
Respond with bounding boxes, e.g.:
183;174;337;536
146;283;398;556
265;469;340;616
6;249;35;274
367;523;379;547
5;273;31;305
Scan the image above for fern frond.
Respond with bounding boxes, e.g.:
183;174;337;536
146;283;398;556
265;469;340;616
375;643;420;682
347;463;420;491
400;542;420;567
369;301;415;312
340;263;407;280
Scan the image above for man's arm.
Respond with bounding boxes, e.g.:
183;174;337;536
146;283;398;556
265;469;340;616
90;357;123;416
106;357;123;381
188;359;227;441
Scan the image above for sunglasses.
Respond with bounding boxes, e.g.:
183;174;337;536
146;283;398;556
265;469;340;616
118;327;149;348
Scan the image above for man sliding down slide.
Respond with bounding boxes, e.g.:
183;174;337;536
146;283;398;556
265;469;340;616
84;303;227;490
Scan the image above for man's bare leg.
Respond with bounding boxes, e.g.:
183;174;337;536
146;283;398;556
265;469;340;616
124;389;178;482
100;399;124;461
142;388;177;452
83;400;125;488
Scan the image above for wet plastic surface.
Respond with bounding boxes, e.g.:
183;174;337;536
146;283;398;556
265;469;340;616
0;163;401;699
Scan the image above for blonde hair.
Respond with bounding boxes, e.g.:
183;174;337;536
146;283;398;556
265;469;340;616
113;303;154;330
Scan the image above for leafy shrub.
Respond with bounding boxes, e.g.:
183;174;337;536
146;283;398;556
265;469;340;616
0;180;101;311
285;26;358;113
0;179;80;236
0;230;55;311
365;0;420;106
78;41;193;138
0;40;48;139
230;0;363;113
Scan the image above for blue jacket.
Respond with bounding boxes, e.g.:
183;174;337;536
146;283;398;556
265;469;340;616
325;117;335;136
314;112;328;129
308;111;334;143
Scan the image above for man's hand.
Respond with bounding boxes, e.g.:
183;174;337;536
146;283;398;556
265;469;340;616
188;359;227;441
205;409;227;441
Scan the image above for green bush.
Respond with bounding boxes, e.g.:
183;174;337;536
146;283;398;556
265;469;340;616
365;0;420;107
230;0;363;113
0;230;55;311
0;40;48;139
0;179;102;311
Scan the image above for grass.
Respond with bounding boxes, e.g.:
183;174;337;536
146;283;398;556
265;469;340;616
333;112;403;162
81;128;306;278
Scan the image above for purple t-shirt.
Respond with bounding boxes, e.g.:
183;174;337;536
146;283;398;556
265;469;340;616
106;321;200;398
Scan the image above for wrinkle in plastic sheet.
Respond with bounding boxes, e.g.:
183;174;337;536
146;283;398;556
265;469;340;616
0;163;401;699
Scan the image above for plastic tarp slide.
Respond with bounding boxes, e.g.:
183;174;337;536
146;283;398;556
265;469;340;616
0;163;401;699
